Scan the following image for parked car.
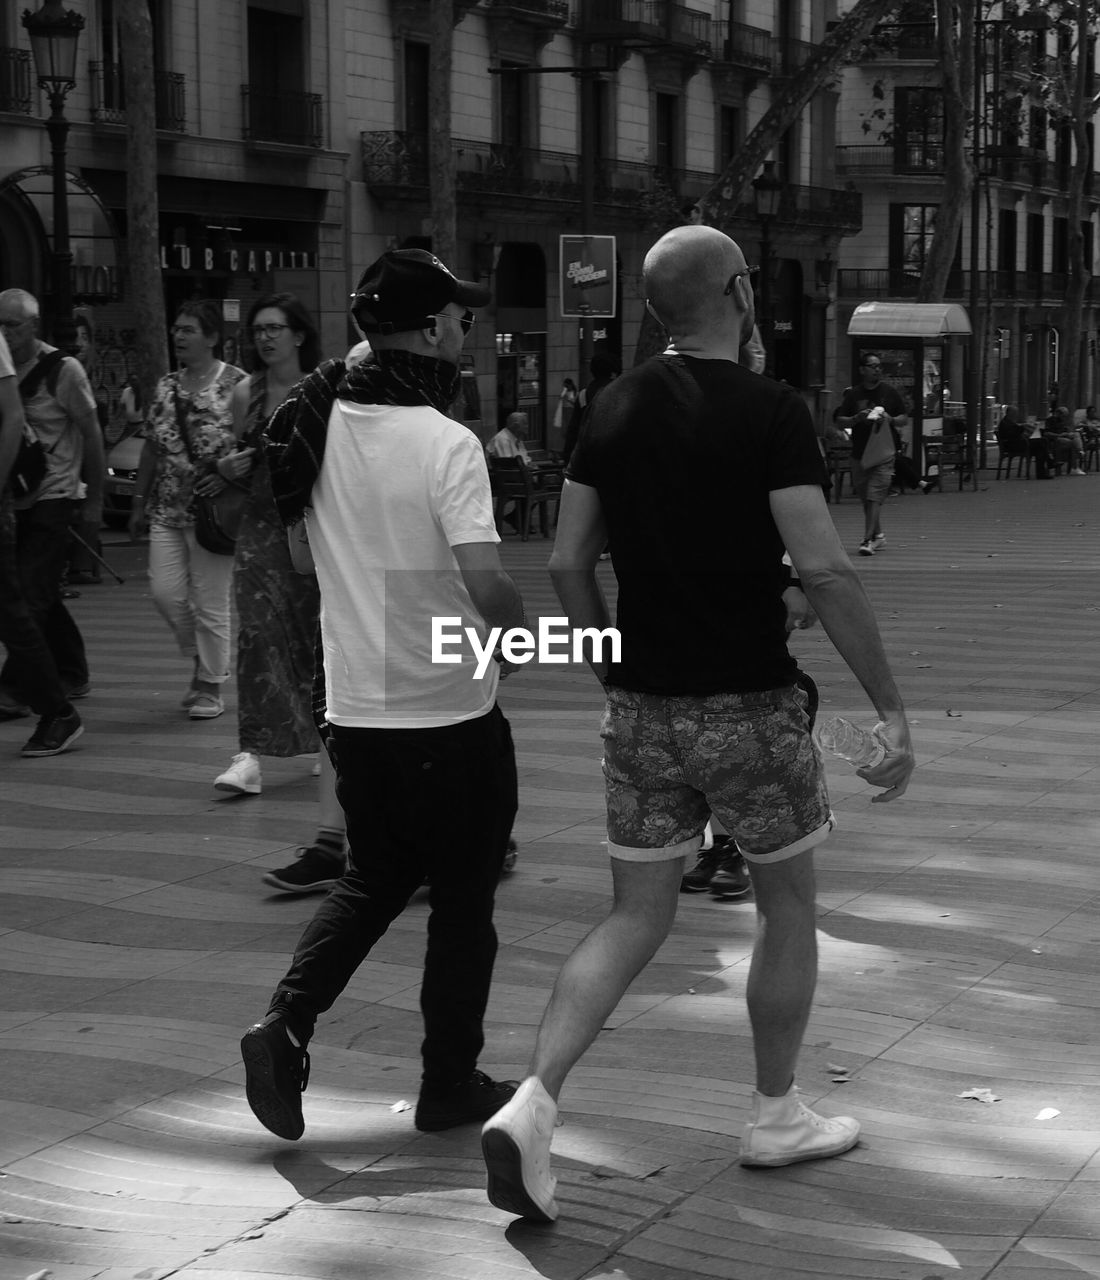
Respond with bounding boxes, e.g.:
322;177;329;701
102;429;144;528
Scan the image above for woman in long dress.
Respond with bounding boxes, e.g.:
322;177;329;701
212;294;346;893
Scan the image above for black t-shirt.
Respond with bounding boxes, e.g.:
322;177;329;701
838;380;907;459
567;353;828;695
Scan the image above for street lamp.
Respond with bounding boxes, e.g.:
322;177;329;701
752;160;783;376
22;0;84;345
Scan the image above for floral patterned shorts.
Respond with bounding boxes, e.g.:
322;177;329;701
600;684;833;865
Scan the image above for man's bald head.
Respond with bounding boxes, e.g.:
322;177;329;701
643;226;750;340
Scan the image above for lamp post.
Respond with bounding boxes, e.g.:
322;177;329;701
752;160;783;377
22;0;84;345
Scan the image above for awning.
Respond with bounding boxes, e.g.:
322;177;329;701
847;301;972;337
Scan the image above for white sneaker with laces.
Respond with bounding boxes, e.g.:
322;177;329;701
857;541;874;556
215;752;262;795
870;533;886;549
740;1084;860;1167
481;1075;559;1222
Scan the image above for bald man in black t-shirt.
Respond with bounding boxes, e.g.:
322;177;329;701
480;225;915;1225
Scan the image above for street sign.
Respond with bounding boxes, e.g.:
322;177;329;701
560;235;616;319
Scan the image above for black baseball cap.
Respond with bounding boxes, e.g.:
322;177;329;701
350;248;491;334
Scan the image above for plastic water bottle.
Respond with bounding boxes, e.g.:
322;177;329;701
813;715;886;768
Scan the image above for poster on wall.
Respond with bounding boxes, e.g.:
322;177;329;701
559;235;616;318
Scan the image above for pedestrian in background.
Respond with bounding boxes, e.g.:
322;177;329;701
128;300;245;719
481;224;914;1224
834;354;909;556
0;325;84;757
212;293;347;895
0;288;103;750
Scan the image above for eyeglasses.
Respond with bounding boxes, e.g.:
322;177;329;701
171;324;202;336
250;323;291;340
861;362;882;370
723;268;758;296
432;309;475;335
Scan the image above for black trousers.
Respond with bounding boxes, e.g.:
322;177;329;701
0;495;81;714
269;703;518;1088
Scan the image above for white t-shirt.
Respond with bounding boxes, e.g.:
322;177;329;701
485;427;529;460
310;398;502;728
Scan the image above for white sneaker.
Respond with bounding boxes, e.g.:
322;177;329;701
1071;467;1087;476
870;533;886;549
857;541;874;556
481;1075;559;1222
215;752;262;795
740;1084;860;1167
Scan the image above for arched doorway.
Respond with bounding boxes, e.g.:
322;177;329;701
0;179;49;299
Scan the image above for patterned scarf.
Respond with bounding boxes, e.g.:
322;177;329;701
261;348;461;526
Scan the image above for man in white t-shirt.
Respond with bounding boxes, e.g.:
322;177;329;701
242;248;526;1142
0;299;91;758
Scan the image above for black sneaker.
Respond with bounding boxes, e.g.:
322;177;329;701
415;1070;518;1132
21;709;83;758
710;843;752;900
681;846;720;892
240;1013;310;1140
261;845;344;894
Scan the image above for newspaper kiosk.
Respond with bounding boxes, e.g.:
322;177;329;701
845;302;973;475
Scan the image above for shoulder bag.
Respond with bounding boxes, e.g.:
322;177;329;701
174;387;251;556
9;350;70;498
859;417;898;470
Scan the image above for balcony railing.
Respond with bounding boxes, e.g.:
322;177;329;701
710;19;772;71
484;0;569;23
836;143;945;175
871;22;938;60
774;37;816;75
578;0;711;51
0;47;32;114
838;267;1091;301
88;61;187;132
362;131;863;234
241;86;323;148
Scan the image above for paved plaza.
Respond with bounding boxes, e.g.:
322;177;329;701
2;471;1100;1280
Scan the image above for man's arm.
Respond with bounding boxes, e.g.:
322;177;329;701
771;483;914;800
0;374;26;494
74;405;106;519
547;479;612;681
451;540;525;634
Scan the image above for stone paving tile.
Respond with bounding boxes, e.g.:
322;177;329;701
6;484;1100;1280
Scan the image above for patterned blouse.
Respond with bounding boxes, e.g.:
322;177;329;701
146;363;245;528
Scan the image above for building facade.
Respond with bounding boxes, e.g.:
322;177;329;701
835;5;1100;430
2;0;862;440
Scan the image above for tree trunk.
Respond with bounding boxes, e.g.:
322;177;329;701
633;0;898;365
429;1;456;268
1057;2;1093;412
117;0;168;405
916;0;974;301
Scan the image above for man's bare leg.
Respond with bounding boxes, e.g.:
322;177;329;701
531;856;684;1100
745;849;817;1096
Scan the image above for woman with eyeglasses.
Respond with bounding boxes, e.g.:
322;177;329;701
211;295;346;892
129;299;246;718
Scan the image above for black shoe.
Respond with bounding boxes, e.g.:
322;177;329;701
21;709;83;758
240;1013;310;1140
261;845;344;894
415;1070;518;1132
681;846;720;892
710;844;752;900
66;681;91;700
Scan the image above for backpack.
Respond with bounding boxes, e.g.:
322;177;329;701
9;350;69;499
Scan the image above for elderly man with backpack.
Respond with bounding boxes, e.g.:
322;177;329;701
0;289;104;755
